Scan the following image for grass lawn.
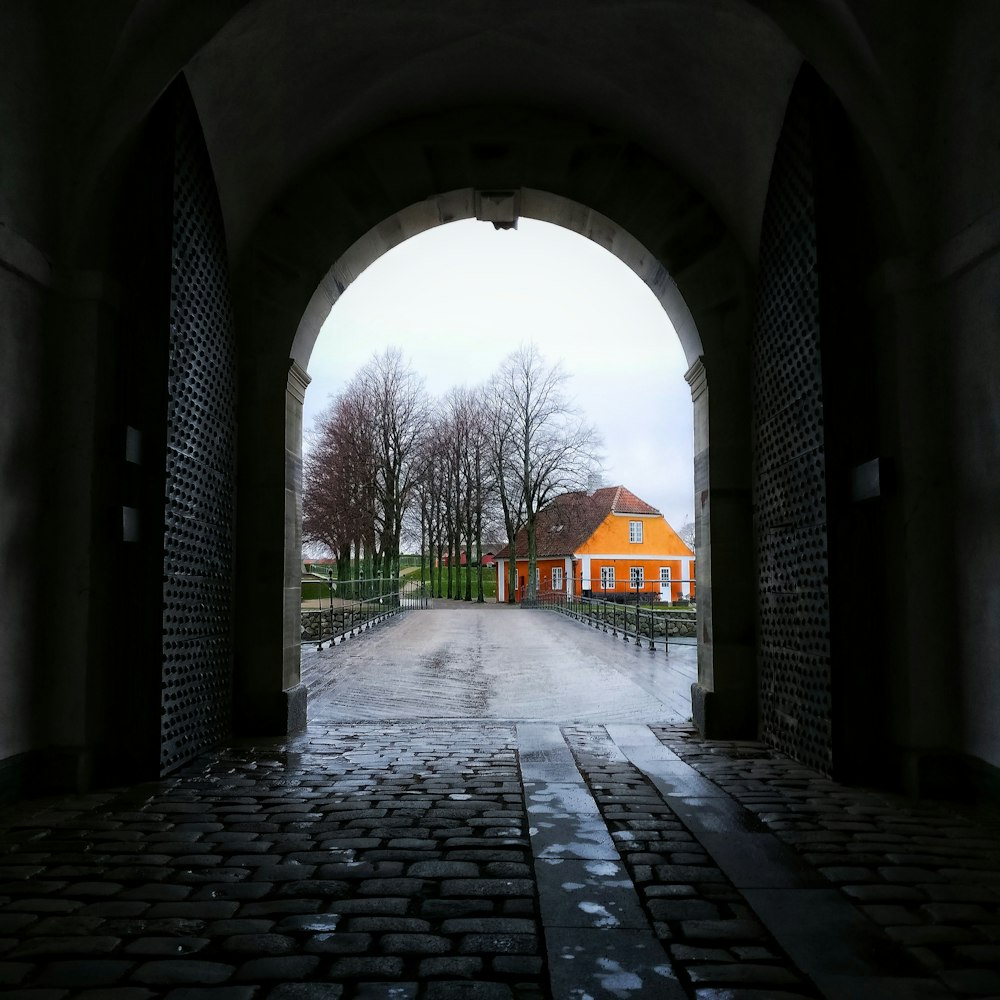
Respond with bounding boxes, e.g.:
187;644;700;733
423;564;498;600
302;559;498;601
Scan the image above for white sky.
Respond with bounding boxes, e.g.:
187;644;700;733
302;218;694;532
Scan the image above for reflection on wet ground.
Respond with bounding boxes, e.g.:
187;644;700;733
302;603;696;724
1;608;998;997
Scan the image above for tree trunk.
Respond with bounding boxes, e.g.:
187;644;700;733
419;502;426;600
474;476;484;604
464;477;473;602
525;511;538;603
453;449;463;601
452;517;461;601
446;501;454;600
503;511;519;603
476;533;484;603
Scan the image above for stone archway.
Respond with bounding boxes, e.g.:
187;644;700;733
230;134;758;742
286;189;720;722
289;191;704;370
48;5;903;772
10;0;979;796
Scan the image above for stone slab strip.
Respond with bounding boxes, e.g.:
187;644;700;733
516;723;685;999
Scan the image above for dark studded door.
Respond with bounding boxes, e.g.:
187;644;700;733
159;81;237;773
752;70;833;773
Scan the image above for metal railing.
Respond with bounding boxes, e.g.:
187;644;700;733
530;584;696;655
518;575;694;606
300;575;427;650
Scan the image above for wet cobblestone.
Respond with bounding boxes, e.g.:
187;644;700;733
656;723;1000;999
0;725;546;1000
0;701;997;997
563;725;822;998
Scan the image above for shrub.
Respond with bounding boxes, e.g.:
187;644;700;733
302;580;330;601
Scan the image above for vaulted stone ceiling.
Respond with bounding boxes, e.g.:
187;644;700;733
55;0;906;321
181;0;801;263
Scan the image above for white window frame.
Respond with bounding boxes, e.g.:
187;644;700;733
629;520;643;543
535;567;540;589
552;566;563;590
630;566;644;589
600;565;615;592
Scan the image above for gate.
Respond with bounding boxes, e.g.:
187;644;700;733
159;81;237;774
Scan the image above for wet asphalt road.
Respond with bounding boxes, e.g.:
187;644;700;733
300;602;696;724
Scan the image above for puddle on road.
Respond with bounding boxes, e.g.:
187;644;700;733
578;901;620;928
585;861;621;877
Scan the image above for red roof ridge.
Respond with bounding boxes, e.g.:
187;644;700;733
600;484;661;516
494;484;665;559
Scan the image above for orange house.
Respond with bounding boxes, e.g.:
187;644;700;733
495;486;695;604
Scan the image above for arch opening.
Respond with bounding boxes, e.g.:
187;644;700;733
294;214;701;722
262;197;743;737
227;107;757;754
291;190;704;373
6;0;998;801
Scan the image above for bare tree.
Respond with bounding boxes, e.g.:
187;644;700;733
493;344;602;602
418;418;452;599
467;393;494;603
447;385;494;603
677;519;696;552
487;371;526;603
303;349;428;591
421;411;459;600
428;429;448;598
439;389;470;601
307;344;598;610
302;385;378;584
402;443;433;596
360;348;430;581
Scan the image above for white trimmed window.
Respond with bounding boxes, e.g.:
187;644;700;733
629;520;643;543
630;566;644;589
552;567;563;590
600;566;615;592
535;567;540;589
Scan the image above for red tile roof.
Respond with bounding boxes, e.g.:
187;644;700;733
590;485;661;516
495;486;662;559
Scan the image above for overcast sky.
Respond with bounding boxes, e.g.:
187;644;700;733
302;218;694;531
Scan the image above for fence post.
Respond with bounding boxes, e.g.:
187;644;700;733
648;584;655;651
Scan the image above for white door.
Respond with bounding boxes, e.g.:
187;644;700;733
659;567;671;603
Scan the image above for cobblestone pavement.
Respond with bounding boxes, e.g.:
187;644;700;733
1;608;998;999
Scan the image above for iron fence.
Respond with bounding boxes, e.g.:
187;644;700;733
518;575;693;605
300;575;427;650
530;583;696;655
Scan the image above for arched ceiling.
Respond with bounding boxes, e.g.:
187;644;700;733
56;0;913;285
54;0;917;291
183;0;802;265
54;0;907;364
239;102;759;370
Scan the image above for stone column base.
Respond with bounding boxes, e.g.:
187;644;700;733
0;746;101;801
236;683;309;737
691;682;757;740
897;748;1000;803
